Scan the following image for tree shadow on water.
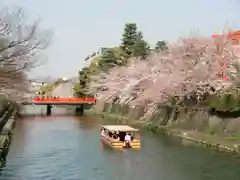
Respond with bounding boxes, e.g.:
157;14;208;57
74;115;100;130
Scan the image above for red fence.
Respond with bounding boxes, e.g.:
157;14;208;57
33;97;96;103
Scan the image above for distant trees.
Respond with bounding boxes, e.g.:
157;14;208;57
98;48;118;69
154;40;168;52
121;23;150;59
73;67;90;97
39;84;54;96
0;7;52;102
121;23;138;56
131;34;150;58
74;22;167;97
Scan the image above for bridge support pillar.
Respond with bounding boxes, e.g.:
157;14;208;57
75;104;84;116
46;104;52;116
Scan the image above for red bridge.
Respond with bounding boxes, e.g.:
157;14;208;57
22;97;96;105
23;97;96;105
21;97;96;116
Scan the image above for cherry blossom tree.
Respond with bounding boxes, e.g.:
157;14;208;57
88;33;239;114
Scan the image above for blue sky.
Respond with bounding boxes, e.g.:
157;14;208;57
1;0;240;78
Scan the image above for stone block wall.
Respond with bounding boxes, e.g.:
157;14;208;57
0;96;17;168
94;101;240;136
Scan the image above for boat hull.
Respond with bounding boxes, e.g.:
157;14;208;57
100;135;141;149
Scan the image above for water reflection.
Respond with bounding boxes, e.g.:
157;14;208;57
74;116;100;130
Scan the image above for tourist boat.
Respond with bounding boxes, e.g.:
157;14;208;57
100;125;141;149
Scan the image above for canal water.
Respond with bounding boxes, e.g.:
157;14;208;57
0;106;240;180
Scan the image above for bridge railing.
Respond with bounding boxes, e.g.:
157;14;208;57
32;97;96;103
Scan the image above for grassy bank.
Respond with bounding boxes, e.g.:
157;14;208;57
85;103;240;154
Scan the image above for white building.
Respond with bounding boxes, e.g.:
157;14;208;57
84;47;108;67
31;82;43;87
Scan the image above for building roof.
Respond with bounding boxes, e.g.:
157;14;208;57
101;125;139;132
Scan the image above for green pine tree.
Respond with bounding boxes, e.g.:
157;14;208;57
155;40;168;52
132;39;150;59
121;23;138;56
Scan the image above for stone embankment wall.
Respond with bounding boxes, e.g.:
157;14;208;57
93;101;146;122
93;101;240;153
0;99;17;167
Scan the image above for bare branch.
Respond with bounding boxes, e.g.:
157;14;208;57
0;7;52;103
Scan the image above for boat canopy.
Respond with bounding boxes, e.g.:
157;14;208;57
101;125;139;132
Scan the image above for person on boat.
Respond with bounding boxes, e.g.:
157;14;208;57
116;131;120;141
113;132;120;141
101;129;105;135
124;133;132;143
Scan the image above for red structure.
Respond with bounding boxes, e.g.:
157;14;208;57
32;97;96;103
212;30;240;45
212;30;240;81
22;97;96;116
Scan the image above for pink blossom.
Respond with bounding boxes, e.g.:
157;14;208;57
88;34;238;107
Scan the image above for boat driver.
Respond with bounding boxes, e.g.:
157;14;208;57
113;131;120;141
124;133;132;143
